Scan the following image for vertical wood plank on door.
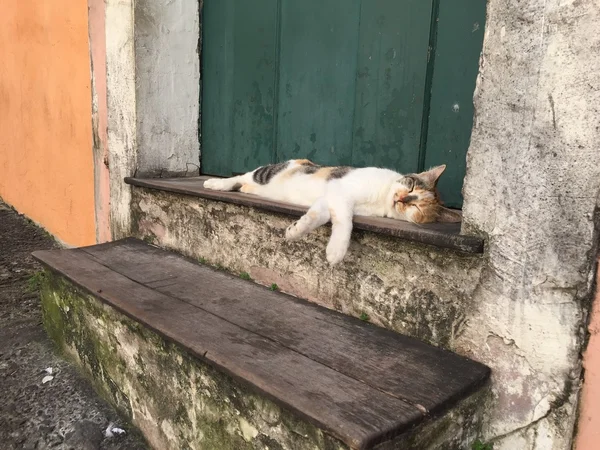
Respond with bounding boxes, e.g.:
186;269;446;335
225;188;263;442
201;0;235;176
423;0;487;208
231;0;279;174
351;0;434;173
276;0;361;166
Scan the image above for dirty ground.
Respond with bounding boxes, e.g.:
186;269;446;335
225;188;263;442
0;202;147;450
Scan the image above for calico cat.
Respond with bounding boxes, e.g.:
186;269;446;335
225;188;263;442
204;159;460;265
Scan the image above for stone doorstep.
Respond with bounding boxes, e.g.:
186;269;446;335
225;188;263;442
33;239;490;450
124;176;485;254
128;180;485;352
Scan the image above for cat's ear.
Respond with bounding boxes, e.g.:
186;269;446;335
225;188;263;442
437;206;462;223
419;165;446;186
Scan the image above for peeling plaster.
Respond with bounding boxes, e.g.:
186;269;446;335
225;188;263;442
105;0;200;239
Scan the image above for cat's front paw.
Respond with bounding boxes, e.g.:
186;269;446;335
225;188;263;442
326;242;348;265
203;178;228;191
285;222;301;240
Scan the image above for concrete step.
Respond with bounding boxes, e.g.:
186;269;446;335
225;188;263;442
34;239;490;450
125;177;485;350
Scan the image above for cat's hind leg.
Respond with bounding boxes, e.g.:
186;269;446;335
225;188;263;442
203;172;253;191
285;198;330;241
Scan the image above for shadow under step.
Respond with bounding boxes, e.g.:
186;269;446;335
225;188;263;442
33;238;490;450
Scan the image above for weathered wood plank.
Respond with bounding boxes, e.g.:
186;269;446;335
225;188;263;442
200;0;235;176
276;0;360;166
230;0;279;174
80;239;490;417
33;248;423;450
351;0;433;172
124;176;484;254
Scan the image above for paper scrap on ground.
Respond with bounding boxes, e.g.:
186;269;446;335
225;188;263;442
104;423;126;438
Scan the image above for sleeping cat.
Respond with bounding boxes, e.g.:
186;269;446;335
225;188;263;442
204;159;460;265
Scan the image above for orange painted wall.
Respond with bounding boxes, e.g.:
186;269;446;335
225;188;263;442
576;261;600;449
0;0;96;246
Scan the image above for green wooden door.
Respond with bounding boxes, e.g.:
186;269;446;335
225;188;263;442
201;0;486;208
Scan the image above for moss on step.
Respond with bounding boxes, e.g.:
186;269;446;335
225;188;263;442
40;271;349;450
40;270;490;449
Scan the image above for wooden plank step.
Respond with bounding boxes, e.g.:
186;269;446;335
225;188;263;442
33;239;490;449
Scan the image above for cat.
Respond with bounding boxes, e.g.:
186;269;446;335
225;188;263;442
204;159;461;265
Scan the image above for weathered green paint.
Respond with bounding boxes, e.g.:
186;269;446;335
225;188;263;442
276;0;361;166
231;0;279;174
200;0;486;207
352;0;432;172
200;0;235;176
423;0;487;208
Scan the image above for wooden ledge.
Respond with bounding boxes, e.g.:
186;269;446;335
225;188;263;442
125;176;484;254
34;239;490;449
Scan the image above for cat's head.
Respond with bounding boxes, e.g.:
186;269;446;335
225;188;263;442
390;165;462;224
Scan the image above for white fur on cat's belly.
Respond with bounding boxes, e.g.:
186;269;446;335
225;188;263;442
203;165;405;219
253;168;404;216
257;174;328;207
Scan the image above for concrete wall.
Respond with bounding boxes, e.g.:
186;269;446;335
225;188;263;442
0;0;96;246
135;0;201;177
461;0;600;447
104;0;201;240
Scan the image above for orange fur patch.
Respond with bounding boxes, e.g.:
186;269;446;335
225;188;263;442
314;167;334;179
295;159;315;166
